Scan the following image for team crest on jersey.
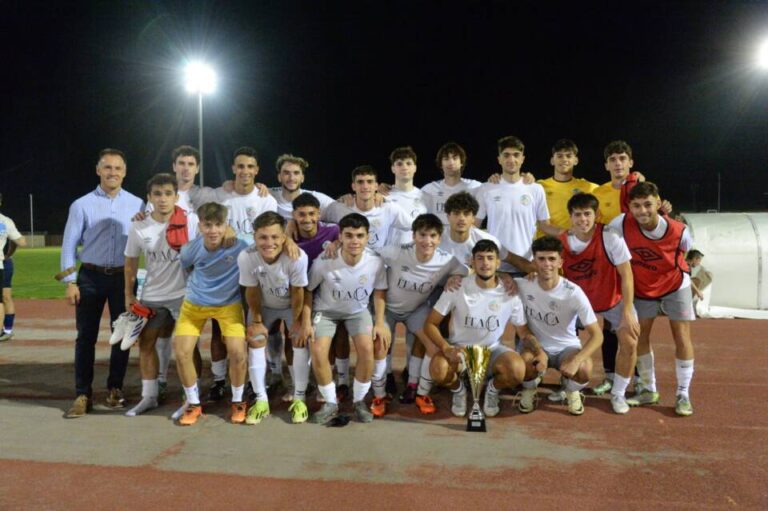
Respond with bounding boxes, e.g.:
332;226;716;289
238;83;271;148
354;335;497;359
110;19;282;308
488;300;500;312
246;207;258;218
371;219;381;228
571;188;582;195
520;194;532;206
224;255;235;263
359;275;369;285
548;300;558;311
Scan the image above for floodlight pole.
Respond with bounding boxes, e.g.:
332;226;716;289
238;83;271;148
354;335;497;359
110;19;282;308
29;193;34;248
198;92;204;187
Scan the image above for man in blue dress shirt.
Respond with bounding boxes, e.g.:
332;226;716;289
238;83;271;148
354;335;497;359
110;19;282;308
59;148;144;418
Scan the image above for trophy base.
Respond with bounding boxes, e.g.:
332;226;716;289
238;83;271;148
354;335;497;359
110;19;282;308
466;414;487;432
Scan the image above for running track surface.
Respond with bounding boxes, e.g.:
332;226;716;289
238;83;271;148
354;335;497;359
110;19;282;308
0;299;766;510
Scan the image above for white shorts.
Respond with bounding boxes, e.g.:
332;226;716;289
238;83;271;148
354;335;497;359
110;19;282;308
257;306;294;331
600;300;638;333
314;309;373;339
636;286;695;321
385;302;431;338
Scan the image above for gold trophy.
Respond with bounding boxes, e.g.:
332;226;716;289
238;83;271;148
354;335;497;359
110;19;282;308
464;345;492;432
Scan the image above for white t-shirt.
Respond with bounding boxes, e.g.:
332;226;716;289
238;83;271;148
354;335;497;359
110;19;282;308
438;227;508;270
433;276;525;348
0;213;22;269
379;244;467;314
608;214;693;288
385;187;427;246
308;249;387;315
189;186;278;242
143;189;199;235
124;214;199;302
515;277;597;354
566;226;631;266
270;188;335;220
323;202;412;252
238;247;309;310
475;179;549;271
421;178;483;225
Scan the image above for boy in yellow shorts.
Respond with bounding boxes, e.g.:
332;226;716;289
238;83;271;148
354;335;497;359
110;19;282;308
173;203;250;425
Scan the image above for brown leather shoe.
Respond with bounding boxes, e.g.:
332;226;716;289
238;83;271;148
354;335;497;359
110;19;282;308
65;395;91;418
105;388;126;409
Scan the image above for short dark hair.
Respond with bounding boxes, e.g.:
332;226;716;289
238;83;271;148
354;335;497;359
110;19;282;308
292;192;320;210
146;173;178;194
444;192;479;216
253;211;285;232
567;193;599;214
233;146;258;162
552;139;578;155
172;145;200;165
98;148;126;165
389;146;417;164
197;202;228;223
276;154;309;173
351;165;377;181
497;136;525;154
339;213;369;233
411;213;443;235
603;140;633;160
628;181;660;201
531;236;563;255
472;239;499;256
686;249;705;261
435;142;467;169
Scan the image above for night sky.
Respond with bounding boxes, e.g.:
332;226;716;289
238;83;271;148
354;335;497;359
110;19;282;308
2;0;767;233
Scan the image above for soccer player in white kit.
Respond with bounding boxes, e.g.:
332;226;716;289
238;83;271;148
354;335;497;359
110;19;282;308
306;213;391;424
238;212;311;424
123;174;198;416
423;239;536;418
373;213;467;417
474;136;562;274
421;142;482;226
515;236;604;416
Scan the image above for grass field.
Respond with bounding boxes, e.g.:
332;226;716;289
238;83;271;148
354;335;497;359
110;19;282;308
11;247;64;299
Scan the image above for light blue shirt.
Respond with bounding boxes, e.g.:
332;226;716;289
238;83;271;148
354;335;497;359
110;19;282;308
60;186;144;283
180;236;249;306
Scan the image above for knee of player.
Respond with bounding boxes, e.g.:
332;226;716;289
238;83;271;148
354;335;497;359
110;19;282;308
173;337;195;359
429;355;452;384
576;358;593;380
138;333;157;353
248;338;267;349
618;330;638;350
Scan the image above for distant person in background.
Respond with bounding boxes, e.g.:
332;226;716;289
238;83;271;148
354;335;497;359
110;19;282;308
59;149;144;418
0;192;28;342
686;249;713;317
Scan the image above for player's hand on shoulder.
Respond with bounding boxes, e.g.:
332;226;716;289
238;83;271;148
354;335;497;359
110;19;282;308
338;193;355;207
497;272;519;295
221;180;235;193
256;182;269;197
323;239;341;259
222;226;237;248
286;219;300;241
377;183;392;197
132;211;147;222
521;172;536;184
284;237;300;260
487;173;501;184
444;274;463;292
660;199;673;215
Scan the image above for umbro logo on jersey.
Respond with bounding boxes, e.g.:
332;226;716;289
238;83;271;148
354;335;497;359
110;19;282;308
437;191;444;197
224;256;235;263
526;295;535;301
332;276;342;283
568;259;594;273
143;237;152;244
493;196;502;202
632;247;662;262
401;265;410;272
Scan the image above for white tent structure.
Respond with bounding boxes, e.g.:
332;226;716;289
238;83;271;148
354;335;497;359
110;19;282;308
683;212;768;319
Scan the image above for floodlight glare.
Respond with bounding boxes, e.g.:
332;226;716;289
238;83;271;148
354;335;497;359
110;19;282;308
758;39;768;70
185;61;216;94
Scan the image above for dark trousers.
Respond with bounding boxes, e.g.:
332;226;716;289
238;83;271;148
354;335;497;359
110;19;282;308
74;267;128;396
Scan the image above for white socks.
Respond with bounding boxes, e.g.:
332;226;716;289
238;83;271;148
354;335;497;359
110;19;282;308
487;378;499;396
231;384;244;402
335;358;350;386
407;356;421;386
372;359;387;398
611;374;631;398
155;337;172;382
248;347;268;400
636;352;657;392
353;378;371;402
417;355;433;396
125;379;159;416
211;358;228;382
675;358;694;398
318;382;337;405
183;383;201;405
564;378;588;392
292;347;310;401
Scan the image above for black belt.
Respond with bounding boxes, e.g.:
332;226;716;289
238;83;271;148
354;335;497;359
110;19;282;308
81;263;125;275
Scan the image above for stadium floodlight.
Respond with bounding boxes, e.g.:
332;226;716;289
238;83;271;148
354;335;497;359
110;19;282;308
758;38;768;70
183;61;216;186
